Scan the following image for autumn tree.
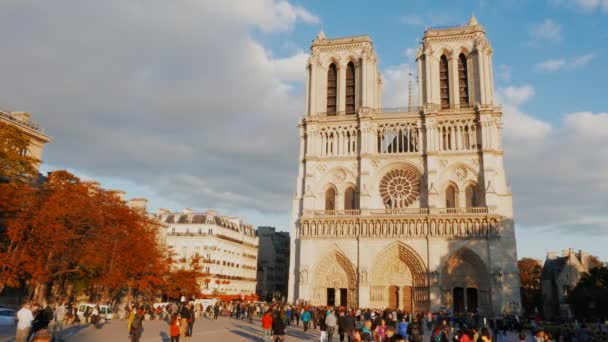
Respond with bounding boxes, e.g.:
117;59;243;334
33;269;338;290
518;258;542;315
0;121;39;181
0;170;168;303
163;255;205;301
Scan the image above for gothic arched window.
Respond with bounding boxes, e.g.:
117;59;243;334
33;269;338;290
458;54;469;107
325;187;336;210
345;61;356;114
465;184;477;207
440;55;450;109
446;184;458;208
344;186;356;210
327;63;337;115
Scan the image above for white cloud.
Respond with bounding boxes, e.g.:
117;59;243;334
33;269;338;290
528;19;562;45
381;63;417;108
0;0;320;215
550;0;608;13
499;85;535;105
536;53;597;71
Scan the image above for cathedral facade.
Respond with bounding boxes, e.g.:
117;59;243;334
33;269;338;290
288;17;521;314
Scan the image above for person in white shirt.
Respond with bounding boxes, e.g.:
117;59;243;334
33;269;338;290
16;303;34;342
53;302;67;339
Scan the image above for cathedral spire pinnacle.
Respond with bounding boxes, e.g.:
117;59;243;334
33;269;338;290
316;30;326;41
468;14;479;26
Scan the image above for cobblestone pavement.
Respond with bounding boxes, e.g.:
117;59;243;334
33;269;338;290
0;317;526;342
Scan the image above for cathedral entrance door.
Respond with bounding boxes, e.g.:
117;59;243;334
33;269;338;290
453;287;465;313
466;288;478;312
327;288;335;306
388;285;399;309
402;286;413;313
340;288;347;307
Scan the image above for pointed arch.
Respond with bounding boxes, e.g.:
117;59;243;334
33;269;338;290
445;182;458;208
327;63;337;115
325;185;336;210
439;54;451;109
458;53;469;106
465;182;478;207
370;241;427;287
441;247;491;313
344;185;356;210
312;249;358;307
345;61;356;114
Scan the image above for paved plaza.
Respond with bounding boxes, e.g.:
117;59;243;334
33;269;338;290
0;316;527;342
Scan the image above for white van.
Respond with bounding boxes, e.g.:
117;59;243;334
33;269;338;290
76;303;115;320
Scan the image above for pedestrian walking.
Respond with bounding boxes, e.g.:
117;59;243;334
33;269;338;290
53;302;67;340
169;313;181;342
129;308;145;342
16;303;34;342
272;309;286;342
262;309;273;342
326;310;337;342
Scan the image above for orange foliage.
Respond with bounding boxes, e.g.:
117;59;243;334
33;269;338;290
0;170;168;300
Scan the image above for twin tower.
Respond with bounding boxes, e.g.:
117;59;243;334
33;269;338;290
288;17;520;313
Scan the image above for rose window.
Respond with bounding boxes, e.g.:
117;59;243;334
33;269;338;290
379;167;421;208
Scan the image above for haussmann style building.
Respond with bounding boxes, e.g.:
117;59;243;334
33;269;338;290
158;209;259;297
288;16;521;314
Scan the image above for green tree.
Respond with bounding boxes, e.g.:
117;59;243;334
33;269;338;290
568;266;608;320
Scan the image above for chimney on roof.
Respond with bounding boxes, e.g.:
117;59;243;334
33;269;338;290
157;208;170;215
110;190;126;201
183;208;192;214
127;198;148;213
547;252;558;260
206;210;217;216
11;111;31;123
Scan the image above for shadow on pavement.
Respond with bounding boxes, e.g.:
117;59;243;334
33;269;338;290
160;331;170;342
229;329;262;341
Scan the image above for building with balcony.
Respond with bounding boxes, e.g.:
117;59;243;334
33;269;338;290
159;209;259;296
288;16;521;313
256;226;290;301
0;108;52;171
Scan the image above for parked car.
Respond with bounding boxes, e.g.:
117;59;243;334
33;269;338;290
0;308;16;326
76;304;115;320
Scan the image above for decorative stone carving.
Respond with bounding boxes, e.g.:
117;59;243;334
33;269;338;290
333;169;347;184
440;160;448;167
316;164;327;174
379;166;421;208
453;166;468;182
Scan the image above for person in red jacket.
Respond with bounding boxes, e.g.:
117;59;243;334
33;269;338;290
169;313;181;342
261;309;273;342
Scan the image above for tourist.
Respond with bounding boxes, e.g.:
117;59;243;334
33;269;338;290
91;304;100;327
180;305;190;337
262;309;273;342
129;308;145;342
480;328;492;342
361;320;373;342
302;307;312;332
272;308;286;342
213;303;220;320
431;325;448;342
53;302;67;340
319;310;328;342
375;319;387;341
338;311;347;342
16;303;34;342
186;304;195;338
169;313;181;342
352;328;363;342
345;311;356;340
398;317;409;340
326;309;337;342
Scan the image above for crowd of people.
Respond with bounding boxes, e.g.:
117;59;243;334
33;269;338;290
12;299;607;342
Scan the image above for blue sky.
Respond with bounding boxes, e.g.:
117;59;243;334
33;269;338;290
0;0;606;261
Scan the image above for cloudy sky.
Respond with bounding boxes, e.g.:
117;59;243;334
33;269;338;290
1;0;606;260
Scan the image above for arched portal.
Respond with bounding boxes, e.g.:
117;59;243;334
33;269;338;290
441;247;491;313
312;250;357;308
370;242;428;311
